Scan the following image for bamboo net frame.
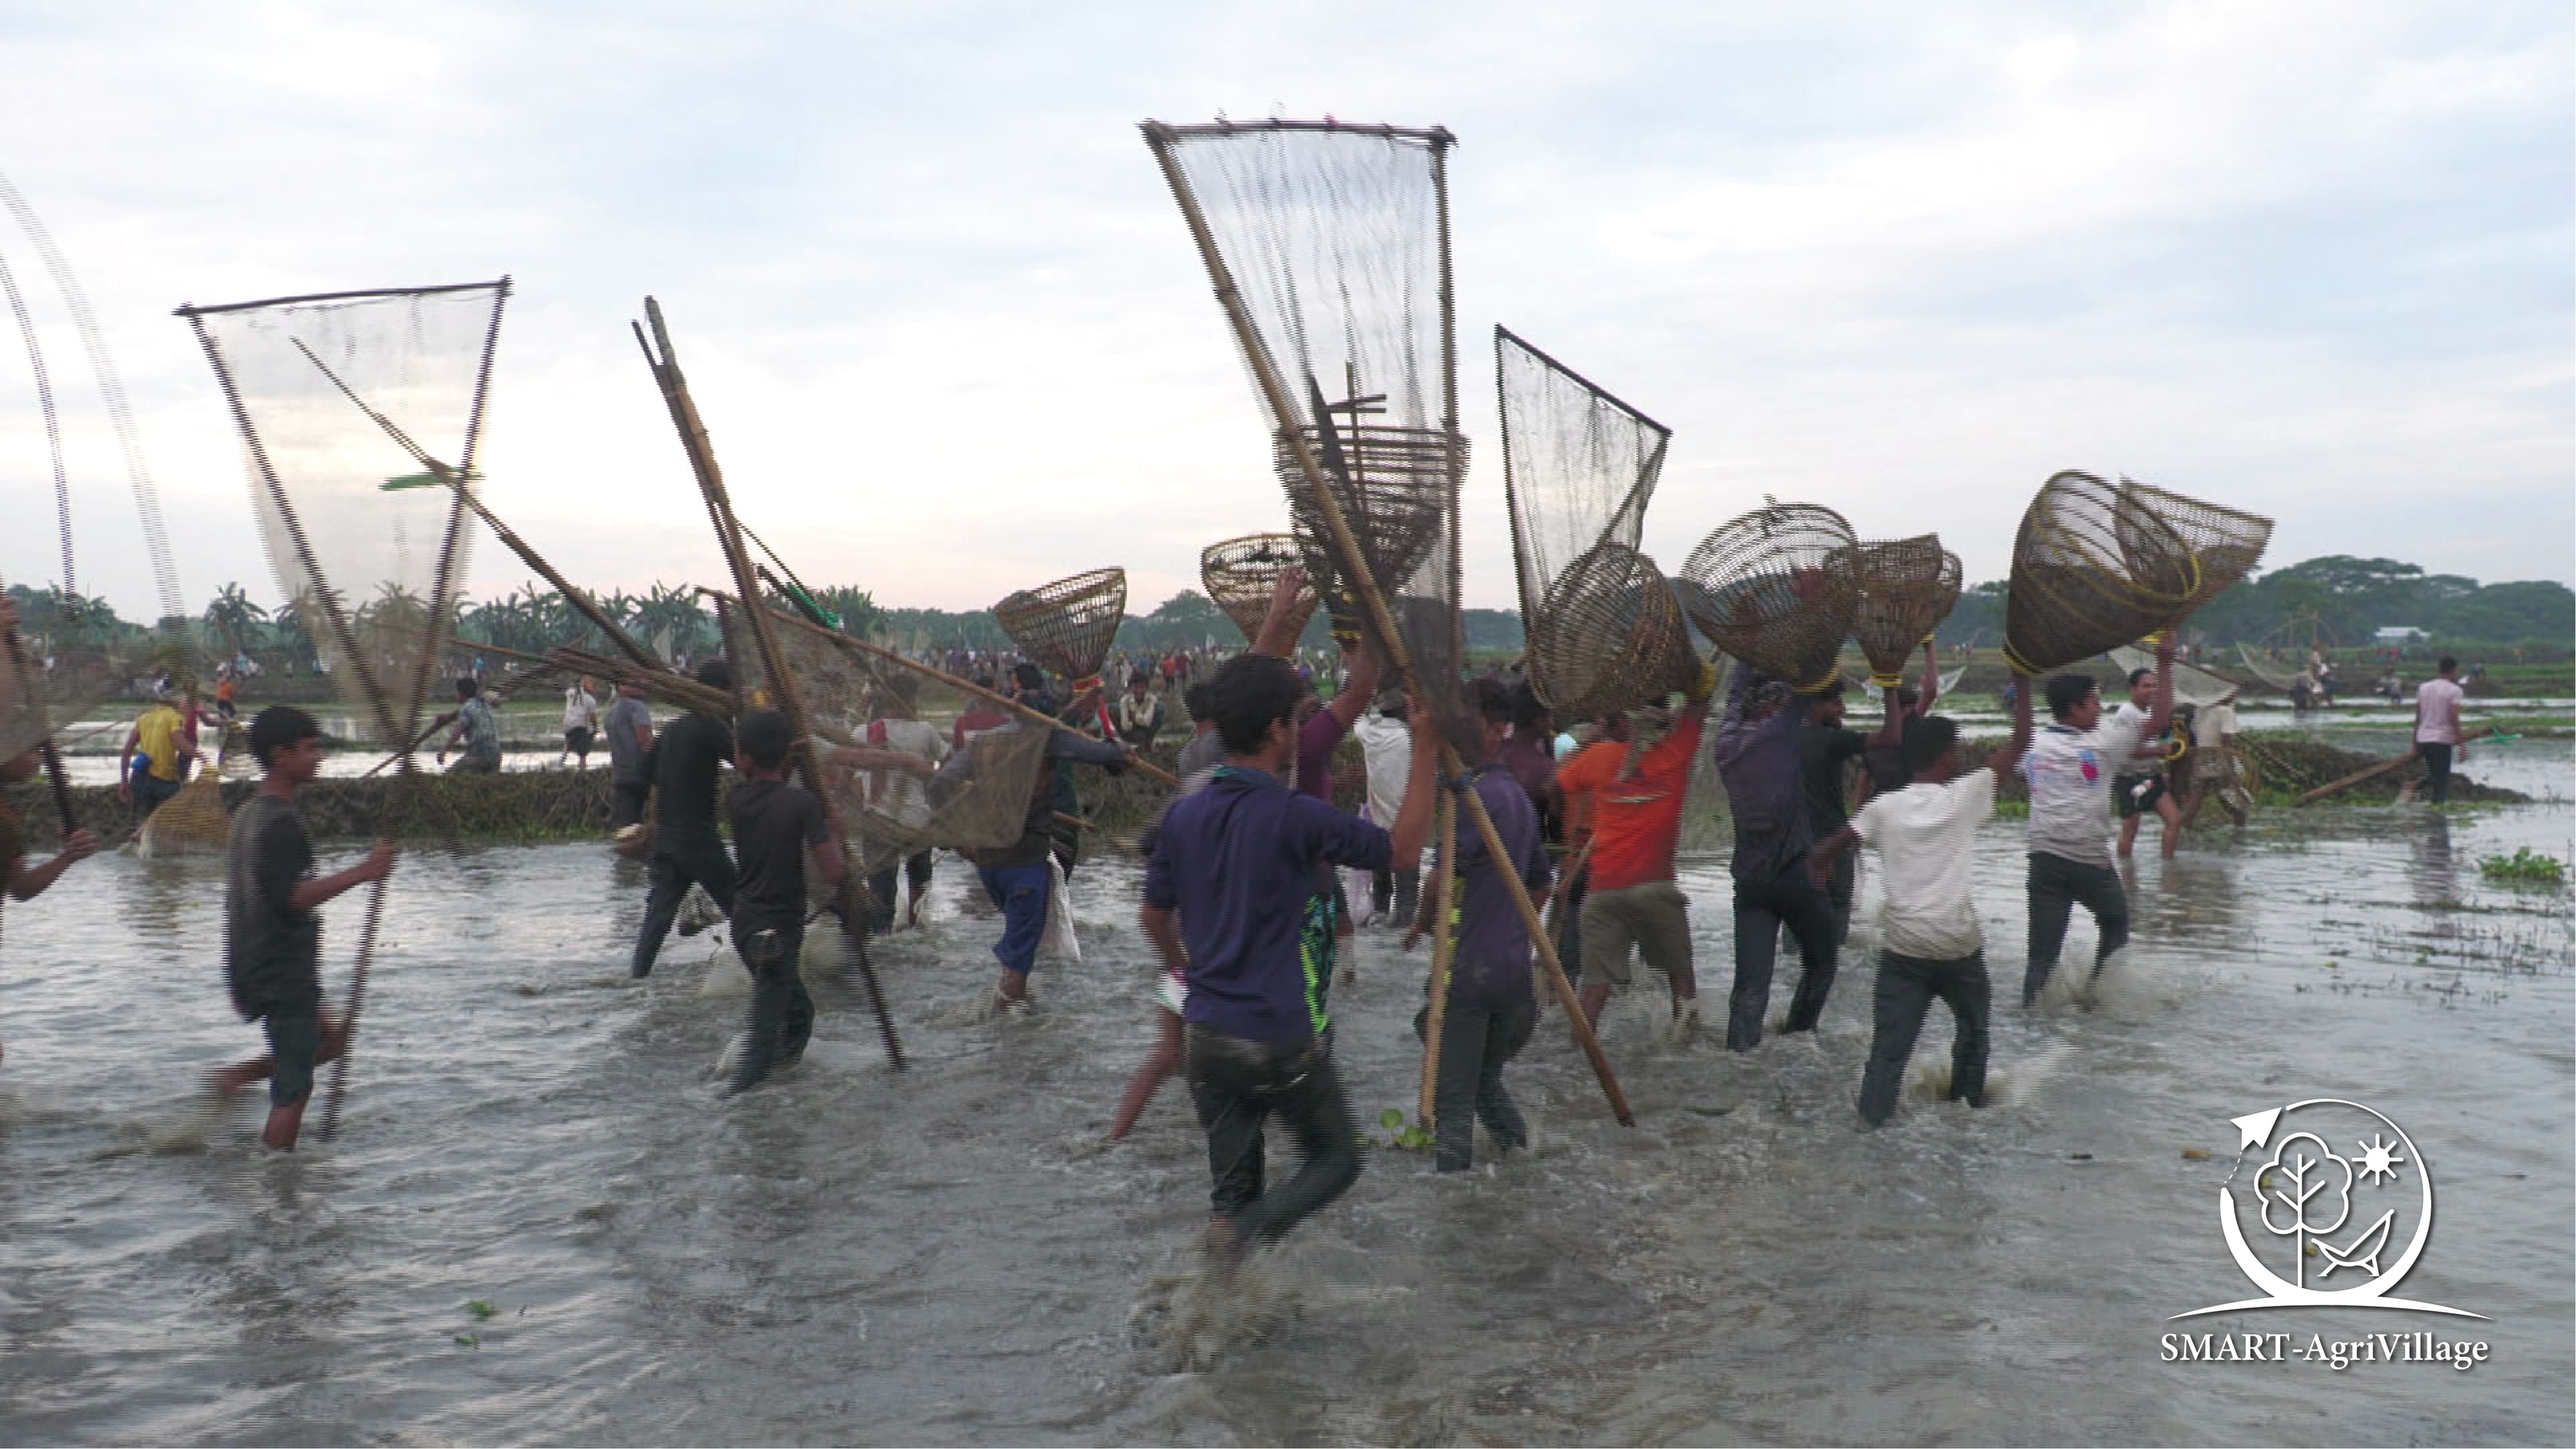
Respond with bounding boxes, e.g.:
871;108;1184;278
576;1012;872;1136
2002;470;2198;675
1849;535;1964;686
1201;533;1318;643
1678;504;1861;692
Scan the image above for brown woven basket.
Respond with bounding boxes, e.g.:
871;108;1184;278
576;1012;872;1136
2118;477;2272;618
2003;471;2198;675
994;568;1128;685
1273;422;1464;649
1526;543;1701;719
1850;535;1964;685
1200;533;1319;644
1678;504;1861;691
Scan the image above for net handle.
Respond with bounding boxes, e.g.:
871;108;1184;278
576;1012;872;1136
1144;121;1633;1128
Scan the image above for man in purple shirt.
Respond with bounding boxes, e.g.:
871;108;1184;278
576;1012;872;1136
1713;665;1841;1051
1142;651;1434;1263
1413;679;1552;1172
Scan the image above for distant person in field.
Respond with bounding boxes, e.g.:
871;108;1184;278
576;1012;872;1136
2412;656;2466;806
2112;666;2186;860
438;676;500;774
561;677;600;769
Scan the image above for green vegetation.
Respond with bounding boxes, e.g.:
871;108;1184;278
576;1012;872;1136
2478;849;2566;886
1374;1107;1435;1153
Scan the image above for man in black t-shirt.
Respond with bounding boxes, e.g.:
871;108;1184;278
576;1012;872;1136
211;706;396;1150
631;661;740;979
1796;683;1872;947
725;710;842;1093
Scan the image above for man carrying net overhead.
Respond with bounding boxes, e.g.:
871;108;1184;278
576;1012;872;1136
1564;666;1719;1037
1807;673;2032;1126
2021;635;2176;1007
211;706;397;1150
631;661;739;979
1141;651;1436;1263
1716;666;1846;1051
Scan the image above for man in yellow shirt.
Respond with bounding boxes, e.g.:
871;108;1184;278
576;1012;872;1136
120;688;199;818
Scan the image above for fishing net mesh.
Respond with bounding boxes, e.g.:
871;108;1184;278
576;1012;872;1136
138;725;240;855
0;596;121;767
1201;534;1319;644
994;568;1126;688
2003;470;2197;675
182;283;504;750
1678;504;1860;692
1495;327;1690;717
1850;535;1964;684
2118;477;2272;617
1148;120;1473;753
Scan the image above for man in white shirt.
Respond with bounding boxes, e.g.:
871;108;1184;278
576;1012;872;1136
561;678;600;769
2110;667;2185;861
1352;689;1417;928
2411;656;2466;804
1809;672;2032;1124
2016;636;2175;1006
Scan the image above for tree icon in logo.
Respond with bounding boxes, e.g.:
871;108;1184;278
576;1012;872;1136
2257;1132;2351;1287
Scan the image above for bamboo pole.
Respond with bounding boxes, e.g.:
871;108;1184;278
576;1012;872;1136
702;588;1183;789
1;621;76;833
635;299;904;1071
1544;836;1595;985
1415;792;1458;1126
1143;122;1631;1126
2295;727;2493;805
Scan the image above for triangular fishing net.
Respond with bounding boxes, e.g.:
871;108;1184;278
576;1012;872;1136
1678;504;1861;692
2108;644;2239;707
1201;533;1319;644
1143;119;1474;754
1494;327;1690;717
2002;470;2197;676
1849;535;1964;686
994;568;1126;690
180;282;504;752
2117;476;2272;618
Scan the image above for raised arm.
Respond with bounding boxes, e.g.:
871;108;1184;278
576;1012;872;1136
1324;641;1379;731
1988;669;2035;786
1916;640;1940;714
1250;564;1310;659
2141;631;2180;739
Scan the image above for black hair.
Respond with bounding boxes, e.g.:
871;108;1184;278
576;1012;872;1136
1012;662;1046;694
1902;714;1960;774
455;676;478;702
695;659;732;693
2044;673;2100;721
737;708;794;770
973;675;997;691
1816;678;1846;701
2437;655;2458;674
2126;667;2153;690
249;704;321;769
1507;679;1550;731
1206;653;1305;755
1183;682;1210;722
1471;677;1514;724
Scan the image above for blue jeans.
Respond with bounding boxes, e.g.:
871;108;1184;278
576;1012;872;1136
978;861;1052;978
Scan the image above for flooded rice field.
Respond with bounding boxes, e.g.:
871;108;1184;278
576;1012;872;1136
1;744;2569;1444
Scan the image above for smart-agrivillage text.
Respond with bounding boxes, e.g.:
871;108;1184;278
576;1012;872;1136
2160;1332;2491;1371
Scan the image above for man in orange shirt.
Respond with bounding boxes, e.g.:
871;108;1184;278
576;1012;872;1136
1558;661;1718;1037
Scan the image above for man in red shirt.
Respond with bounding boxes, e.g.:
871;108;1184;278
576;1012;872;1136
1558;662;1718;1036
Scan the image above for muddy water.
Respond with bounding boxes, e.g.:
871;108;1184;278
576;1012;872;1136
0;748;2568;1444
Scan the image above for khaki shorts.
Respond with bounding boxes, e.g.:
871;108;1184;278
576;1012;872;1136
1580;881;1692;988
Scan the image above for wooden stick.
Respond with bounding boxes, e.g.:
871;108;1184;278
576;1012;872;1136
2294;727;2493;805
1416;791;1458;1126
702;588;1183;789
1145;125;1633;1126
637;299;904;1070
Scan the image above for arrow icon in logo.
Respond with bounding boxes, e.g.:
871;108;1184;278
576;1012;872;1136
2231;1108;2282;1151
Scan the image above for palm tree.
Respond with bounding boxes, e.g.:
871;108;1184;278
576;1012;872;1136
203;582;270;660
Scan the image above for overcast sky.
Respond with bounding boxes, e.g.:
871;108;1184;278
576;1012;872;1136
0;1;2567;621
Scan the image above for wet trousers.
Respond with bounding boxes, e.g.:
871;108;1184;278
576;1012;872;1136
633;833;738;977
2023;851;2129;1005
1729;861;1840;1050
1185;1025;1360;1246
732;921;816;1093
1858;949;1990;1125
1424;998;1534;1171
865;850;934;932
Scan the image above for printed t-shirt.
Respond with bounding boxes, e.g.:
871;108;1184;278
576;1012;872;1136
2019;712;2146;867
1553;712;1703;892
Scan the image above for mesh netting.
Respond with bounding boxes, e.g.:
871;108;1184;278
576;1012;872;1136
2002;470;2198;675
137;747;235;857
2107;644;2239;708
180;282;504;749
1677;504;1860;692
1201;533;1319;644
1849;535;1964;684
0;621;119;767
827;718;1053;874
994;568;1126;686
1146;119;1472;752
2117;477;2273;618
1495;327;1680;716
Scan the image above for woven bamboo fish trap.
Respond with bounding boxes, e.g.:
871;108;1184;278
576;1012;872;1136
2003;470;2198;675
1527;543;1701;720
993;568;1127;686
1201;533;1319;644
2117;476;2272;618
1273;422;1461;651
1678;504;1861;692
1850;535;1964;686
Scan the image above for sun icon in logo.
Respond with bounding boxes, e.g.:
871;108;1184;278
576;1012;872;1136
2355;1132;2406;1185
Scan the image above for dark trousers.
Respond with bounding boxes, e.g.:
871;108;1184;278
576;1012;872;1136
1552;863;1589;979
1185;1025;1360;1246
2419;742;2454;804
1372;865;1419;928
1787;850;1855;956
2024;851;2129;1005
865;851;934;932
633;834;738;977
1426;998;1534;1171
133;772;183;817
1858;950;1990;1125
611;780;650;828
1729;861;1841;1051
731;921;816;1093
